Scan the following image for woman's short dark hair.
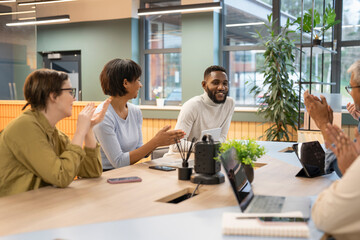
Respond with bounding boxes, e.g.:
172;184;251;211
203;65;227;79
23;69;68;110
100;59;142;97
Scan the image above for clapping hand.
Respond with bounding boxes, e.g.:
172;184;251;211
304;90;333;128
325;123;360;174
77;98;110;135
346;103;360;121
91;98;111;127
76;103;96;135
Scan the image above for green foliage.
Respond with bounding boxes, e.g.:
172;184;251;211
250;14;299;141
217;139;266;167
293;4;341;39
293;8;320;34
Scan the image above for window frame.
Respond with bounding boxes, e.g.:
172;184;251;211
221;0;360;108
139;1;182;106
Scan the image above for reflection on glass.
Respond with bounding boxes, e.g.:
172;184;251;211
342;0;360;41
298;47;332;94
226;48;332;106
143;1;181;105
281;0;335;44
145;14;181;49
280;0;327;21
146;53;181;102
341;46;360;106
226;50;266;105
224;0;272;46
0;6;36;100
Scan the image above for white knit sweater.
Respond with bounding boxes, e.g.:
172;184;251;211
169;92;235;152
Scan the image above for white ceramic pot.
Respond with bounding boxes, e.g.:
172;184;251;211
156;98;165;107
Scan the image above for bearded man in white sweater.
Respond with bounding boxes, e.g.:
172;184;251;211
169;65;235;152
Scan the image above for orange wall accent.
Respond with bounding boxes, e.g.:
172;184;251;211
0;100;356;145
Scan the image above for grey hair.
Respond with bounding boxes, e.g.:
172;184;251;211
348;60;360;84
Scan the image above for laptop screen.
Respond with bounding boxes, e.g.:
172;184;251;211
220;147;254;211
292;141;325;177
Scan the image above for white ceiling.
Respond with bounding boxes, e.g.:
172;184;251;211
1;0;139;23
0;0;216;23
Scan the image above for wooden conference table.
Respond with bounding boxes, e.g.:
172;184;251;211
0;141;339;239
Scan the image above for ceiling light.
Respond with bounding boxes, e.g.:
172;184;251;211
226;22;265;28
0;0;16;3
18;0;75;6
138;2;221;16
18;16;36;20
0;10;36;16
6;14;70;26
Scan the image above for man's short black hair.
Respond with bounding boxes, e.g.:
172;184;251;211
203;65;227;79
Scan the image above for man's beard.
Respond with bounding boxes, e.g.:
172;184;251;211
206;87;228;104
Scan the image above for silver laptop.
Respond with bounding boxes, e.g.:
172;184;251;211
220;147;311;218
201;128;221;141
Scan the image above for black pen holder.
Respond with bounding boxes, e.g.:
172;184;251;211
178;167;193;180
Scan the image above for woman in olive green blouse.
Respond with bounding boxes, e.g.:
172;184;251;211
0;69;110;197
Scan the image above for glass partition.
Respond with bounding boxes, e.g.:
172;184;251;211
224;0;272;46
342;0;360;41
340;46;360;106
0;3;36;100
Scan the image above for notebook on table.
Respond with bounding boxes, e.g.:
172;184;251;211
219;147;311;217
222;211;309;238
292;141;326;178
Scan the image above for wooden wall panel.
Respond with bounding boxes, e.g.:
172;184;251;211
241;122;249;140
227;122;235;140
347;125;357;140
0;100;356;147
234;122;241;140
248;122;256;140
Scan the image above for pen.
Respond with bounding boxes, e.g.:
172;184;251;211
236;217;259;220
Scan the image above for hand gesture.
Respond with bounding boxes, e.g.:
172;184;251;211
153;125;185;147
325;123;360;174
76;103;96;135
91;98;111;128
346;102;360;121
304;90;333;129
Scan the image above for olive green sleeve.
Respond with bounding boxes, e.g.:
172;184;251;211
77;143;102;177
5;119;85;188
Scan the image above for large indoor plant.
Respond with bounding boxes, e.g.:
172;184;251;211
250;14;299;141
217;139;266;183
292;4;340;44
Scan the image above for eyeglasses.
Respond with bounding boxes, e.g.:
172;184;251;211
345;85;360;95
60;88;76;98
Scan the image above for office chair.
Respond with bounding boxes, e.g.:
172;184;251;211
151;147;169;160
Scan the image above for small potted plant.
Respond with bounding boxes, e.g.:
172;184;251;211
153;87;165;107
293;4;340;45
217;140;266;183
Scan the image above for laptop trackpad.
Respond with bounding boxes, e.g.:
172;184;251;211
245;195;285;214
281;196;311;219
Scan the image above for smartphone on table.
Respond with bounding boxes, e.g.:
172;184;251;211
257;217;309;223
107;176;142;184
149;165;176;171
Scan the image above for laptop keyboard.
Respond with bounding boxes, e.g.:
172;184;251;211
246;195;286;213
